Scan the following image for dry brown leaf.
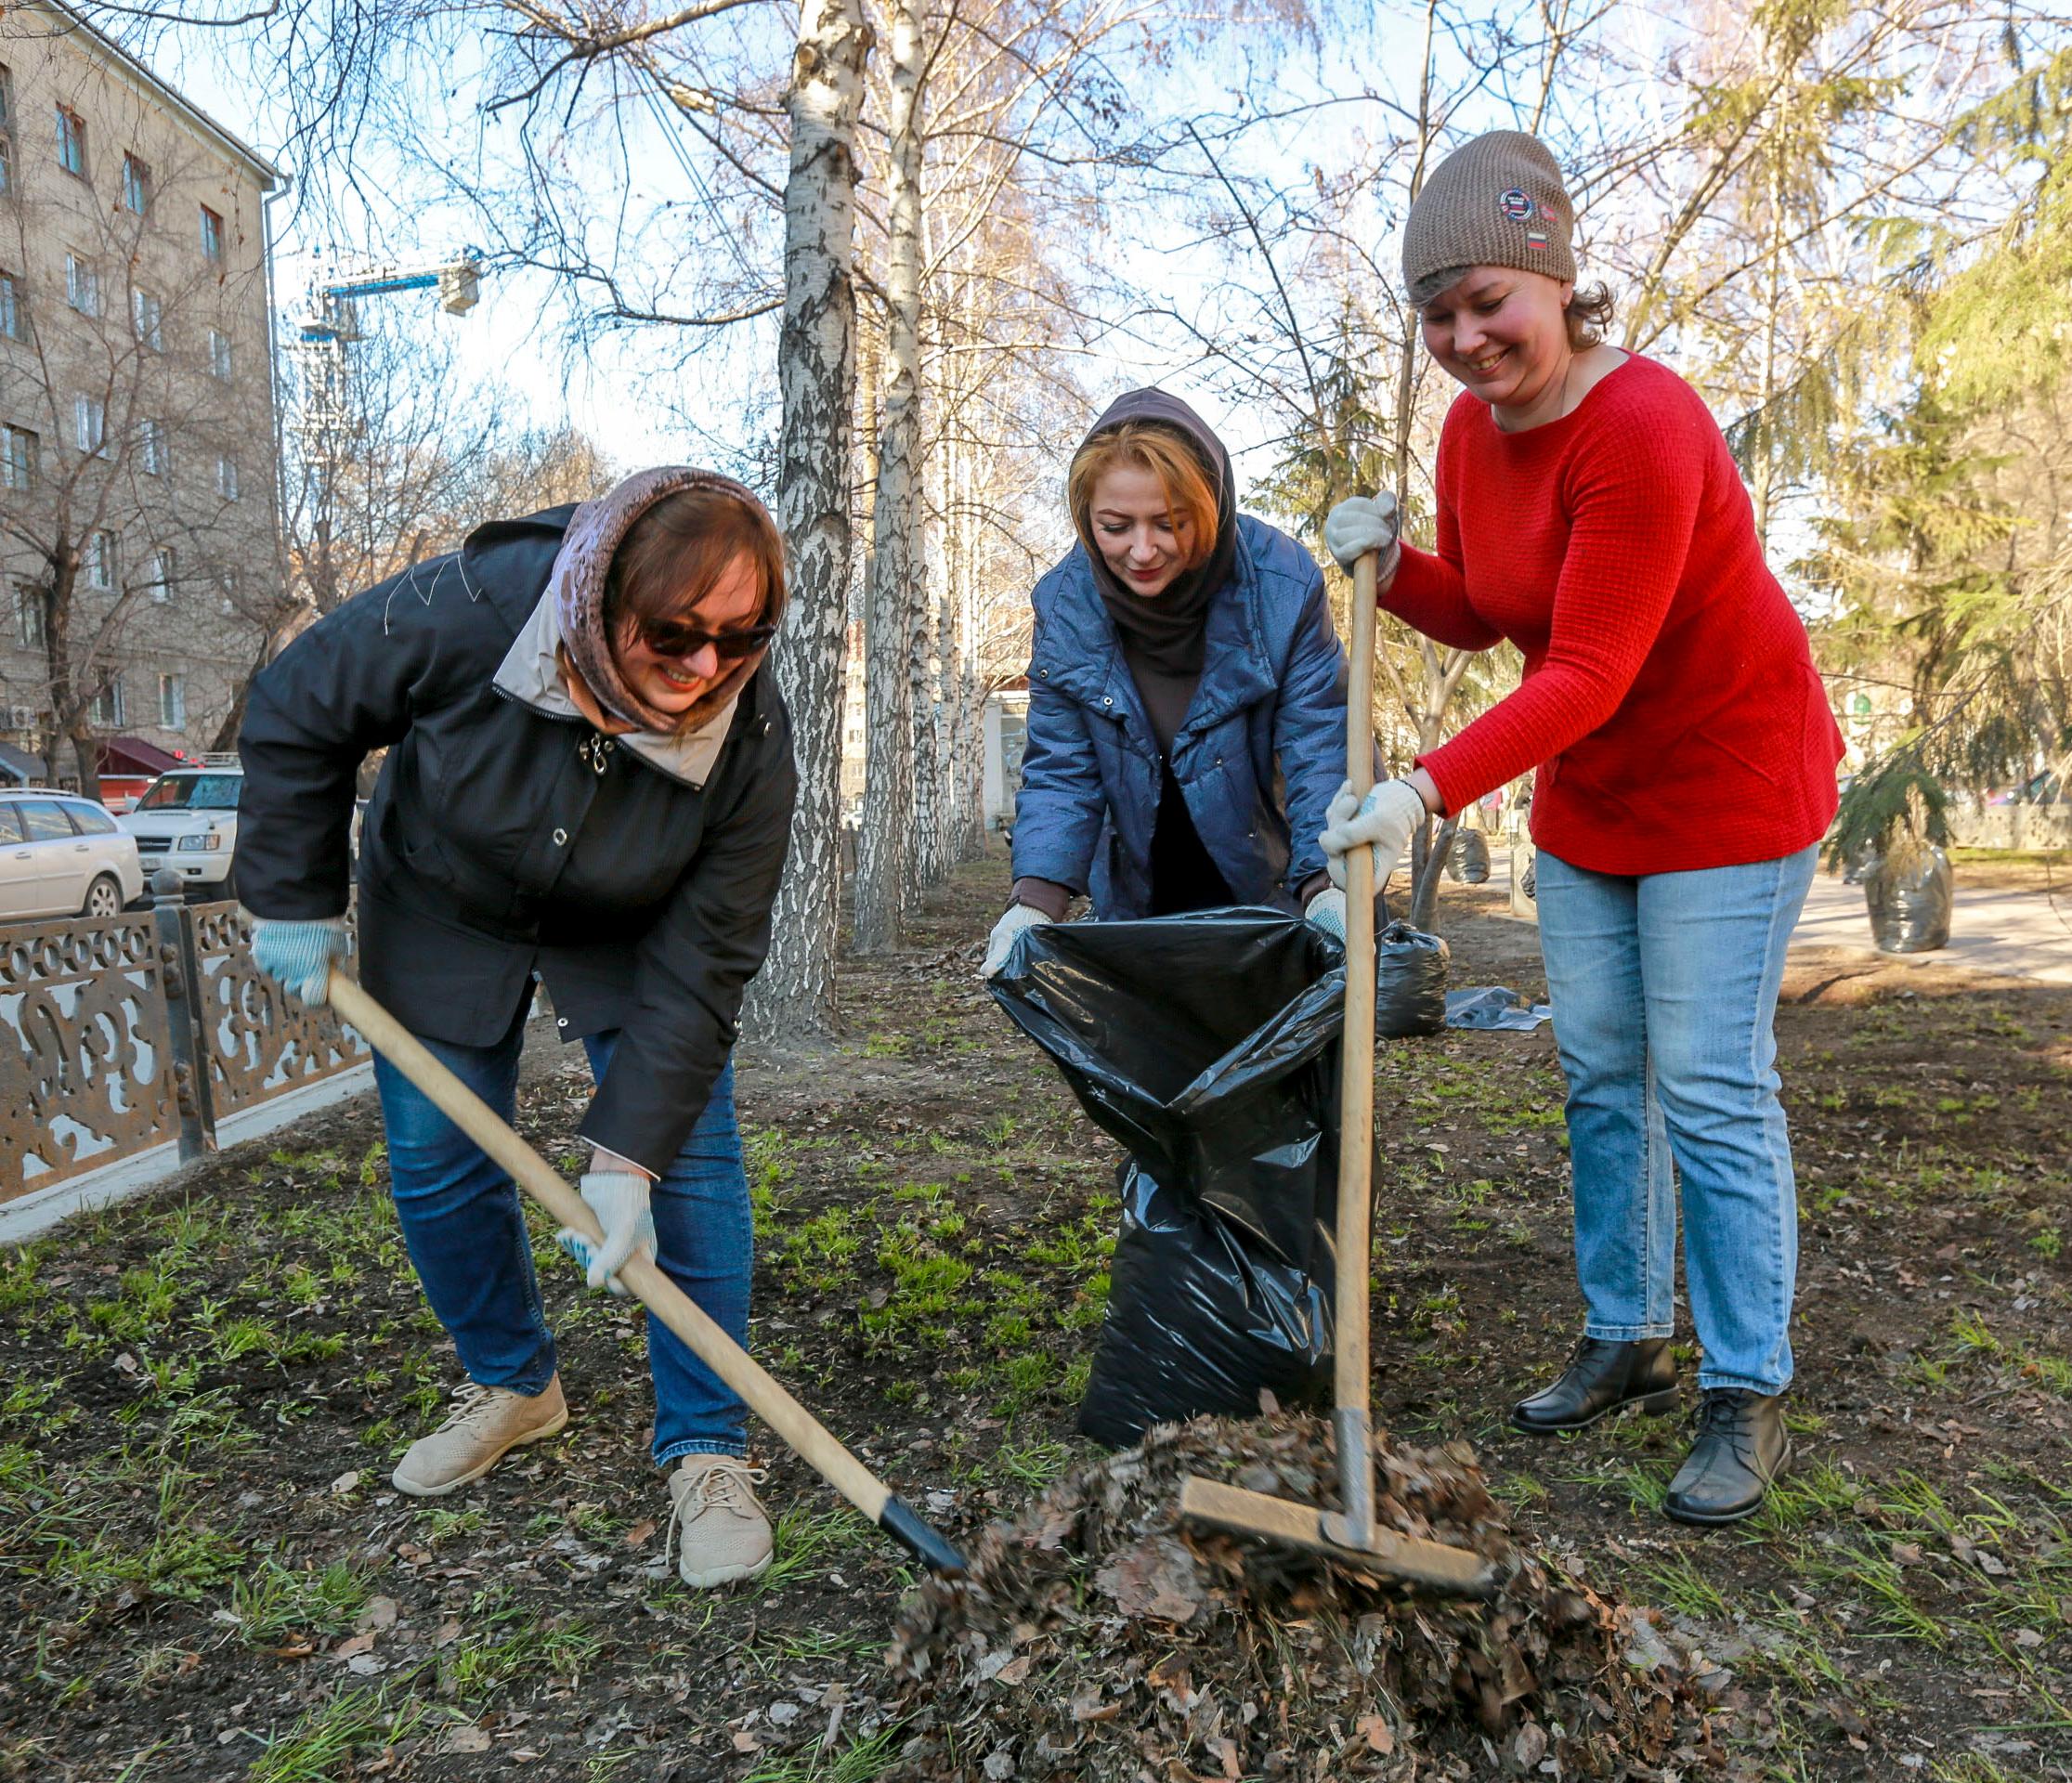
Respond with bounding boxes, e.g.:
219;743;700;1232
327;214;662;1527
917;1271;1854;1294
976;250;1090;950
332;1632;376;1661
1357;1715;1395;1755
624;1517;658;1550
1095;1536;1205;1625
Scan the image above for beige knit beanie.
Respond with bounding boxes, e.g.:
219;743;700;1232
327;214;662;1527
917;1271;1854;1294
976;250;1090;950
1401;130;1577;307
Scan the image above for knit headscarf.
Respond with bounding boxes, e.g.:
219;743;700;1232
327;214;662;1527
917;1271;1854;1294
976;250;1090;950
1401;130;1578;308
552;465;783;735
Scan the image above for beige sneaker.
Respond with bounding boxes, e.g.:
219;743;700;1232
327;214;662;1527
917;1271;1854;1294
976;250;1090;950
391;1377;568;1498
668;1455;774;1587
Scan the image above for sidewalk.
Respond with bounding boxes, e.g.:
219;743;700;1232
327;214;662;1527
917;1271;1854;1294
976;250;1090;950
1792;867;2072;987
1482;846;2072;989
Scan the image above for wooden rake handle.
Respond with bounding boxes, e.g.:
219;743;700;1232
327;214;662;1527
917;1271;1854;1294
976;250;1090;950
328;972;967;1578
1329;551;1383;1546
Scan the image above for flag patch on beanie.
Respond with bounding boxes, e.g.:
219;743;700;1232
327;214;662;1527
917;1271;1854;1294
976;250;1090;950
1499;188;1534;222
1525;225;1550;248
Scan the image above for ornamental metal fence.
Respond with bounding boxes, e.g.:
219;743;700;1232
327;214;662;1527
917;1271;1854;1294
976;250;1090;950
0;888;367;1204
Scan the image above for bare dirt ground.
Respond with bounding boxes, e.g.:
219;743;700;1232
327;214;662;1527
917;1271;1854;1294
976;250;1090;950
2;855;2067;1782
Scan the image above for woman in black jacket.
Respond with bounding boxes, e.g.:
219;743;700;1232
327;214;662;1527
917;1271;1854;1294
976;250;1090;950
237;467;796;1588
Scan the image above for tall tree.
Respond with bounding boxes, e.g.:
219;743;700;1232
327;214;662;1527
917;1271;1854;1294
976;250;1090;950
851;0;925;952
749;0;873;1030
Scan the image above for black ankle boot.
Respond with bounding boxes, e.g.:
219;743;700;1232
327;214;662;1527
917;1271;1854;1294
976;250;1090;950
1663;1388;1791;1525
1510;1336;1678;1435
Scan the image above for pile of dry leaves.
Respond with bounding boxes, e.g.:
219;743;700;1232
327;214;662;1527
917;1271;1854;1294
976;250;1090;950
884;1415;1741;1782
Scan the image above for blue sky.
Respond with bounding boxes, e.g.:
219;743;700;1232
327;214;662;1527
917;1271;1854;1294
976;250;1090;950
122;3;1538;494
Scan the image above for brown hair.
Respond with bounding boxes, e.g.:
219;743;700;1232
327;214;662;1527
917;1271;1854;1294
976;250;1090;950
573;485;786;736
1067;422;1219;572
1565;281;1616;351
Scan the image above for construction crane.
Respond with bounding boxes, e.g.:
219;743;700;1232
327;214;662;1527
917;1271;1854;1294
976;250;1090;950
290;248;488;571
292;247;487;440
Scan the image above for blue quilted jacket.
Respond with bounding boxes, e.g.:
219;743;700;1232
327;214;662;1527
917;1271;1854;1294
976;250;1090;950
1010;514;1349;918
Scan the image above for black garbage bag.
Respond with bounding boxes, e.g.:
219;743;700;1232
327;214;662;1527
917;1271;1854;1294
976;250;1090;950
988;910;1344;1448
1449;829;1492;884
1377;920;1449;1038
1868;845;1952;954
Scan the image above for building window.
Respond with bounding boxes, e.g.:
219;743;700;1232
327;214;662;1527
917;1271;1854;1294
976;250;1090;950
14;585;43;649
216;456;239;501
1;423;34;490
0;271;20;342
0;66;12;193
93;675;125;727
86;529;116;591
145;547;176;603
217;568;240;614
158;673;185;729
66;253;100;318
131;286;162;350
208;329;233;381
140;418;166;475
55;105;86;179
199;204;224;262
121;152;150;214
73;395;105;456
0;131;11;198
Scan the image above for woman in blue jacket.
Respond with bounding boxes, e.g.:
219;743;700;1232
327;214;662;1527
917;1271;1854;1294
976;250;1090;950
983;388;1352;972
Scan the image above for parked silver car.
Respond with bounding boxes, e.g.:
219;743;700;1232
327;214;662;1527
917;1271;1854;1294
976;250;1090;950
0;788;147;921
118;756;243;901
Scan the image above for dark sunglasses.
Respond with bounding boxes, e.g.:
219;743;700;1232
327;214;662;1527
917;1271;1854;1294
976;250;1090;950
636;617;779;661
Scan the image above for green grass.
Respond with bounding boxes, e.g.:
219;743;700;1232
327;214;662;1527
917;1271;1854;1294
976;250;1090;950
741;1725;902;1783
751;1506;869;1595
228;1558;371;1646
248;1686;432;1783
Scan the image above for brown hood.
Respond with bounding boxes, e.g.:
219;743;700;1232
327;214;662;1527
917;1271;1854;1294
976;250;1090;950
1075;388;1240;682
552;464;783;735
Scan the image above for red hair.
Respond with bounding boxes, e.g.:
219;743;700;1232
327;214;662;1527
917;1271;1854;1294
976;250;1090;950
1067;423;1219;571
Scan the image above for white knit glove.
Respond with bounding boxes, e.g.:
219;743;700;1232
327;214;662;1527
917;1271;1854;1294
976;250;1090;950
1323;494;1401;582
1320;779;1427;891
555;1170;655;1295
1305;887;1348;942
981;903;1047;979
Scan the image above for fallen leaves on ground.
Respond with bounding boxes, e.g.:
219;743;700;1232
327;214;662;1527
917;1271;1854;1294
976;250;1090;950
884;1413;1740;1781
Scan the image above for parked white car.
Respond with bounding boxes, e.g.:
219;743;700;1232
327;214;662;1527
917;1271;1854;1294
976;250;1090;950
119;756;244;901
0;788;147;921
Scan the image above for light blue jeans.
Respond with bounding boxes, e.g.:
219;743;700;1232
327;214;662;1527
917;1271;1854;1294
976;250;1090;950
372;1009;753;1464
1533;845;1817;1395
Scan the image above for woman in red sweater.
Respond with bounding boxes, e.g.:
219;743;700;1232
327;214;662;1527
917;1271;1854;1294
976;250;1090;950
1321;131;1844;1526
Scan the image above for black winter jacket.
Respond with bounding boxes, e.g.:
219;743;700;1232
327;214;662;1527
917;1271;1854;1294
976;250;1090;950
235;505;797;1174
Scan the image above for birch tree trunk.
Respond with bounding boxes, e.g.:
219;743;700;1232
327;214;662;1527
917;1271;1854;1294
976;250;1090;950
929;571;958;873
854;0;923;949
954;424;988;860
893;0;947;903
744;0;871;1034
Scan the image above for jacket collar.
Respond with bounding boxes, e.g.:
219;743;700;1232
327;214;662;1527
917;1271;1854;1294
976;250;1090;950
492;588;738;790
1048;527;1276;746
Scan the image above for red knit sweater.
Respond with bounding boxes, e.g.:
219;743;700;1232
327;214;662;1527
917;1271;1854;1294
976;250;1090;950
1389;353;1843;876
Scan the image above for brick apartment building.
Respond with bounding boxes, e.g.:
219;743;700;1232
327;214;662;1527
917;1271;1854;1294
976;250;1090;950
0;0;283;789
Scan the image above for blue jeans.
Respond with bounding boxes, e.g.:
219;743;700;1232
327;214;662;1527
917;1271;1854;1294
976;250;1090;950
372;1008;752;1463
1533;845;1817;1395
